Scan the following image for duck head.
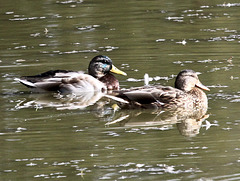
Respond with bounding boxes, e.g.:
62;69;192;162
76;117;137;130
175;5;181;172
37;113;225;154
174;69;210;92
88;55;127;79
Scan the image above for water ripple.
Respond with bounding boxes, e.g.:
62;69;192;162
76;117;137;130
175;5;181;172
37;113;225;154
9;16;46;21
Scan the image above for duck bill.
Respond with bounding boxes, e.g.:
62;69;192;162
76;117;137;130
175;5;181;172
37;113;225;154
196;82;210;91
110;65;127;76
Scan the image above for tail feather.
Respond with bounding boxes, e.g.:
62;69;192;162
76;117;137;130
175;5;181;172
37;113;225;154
15;78;36;88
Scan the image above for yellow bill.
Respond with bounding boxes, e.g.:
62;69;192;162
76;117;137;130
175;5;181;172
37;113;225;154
110;65;127;76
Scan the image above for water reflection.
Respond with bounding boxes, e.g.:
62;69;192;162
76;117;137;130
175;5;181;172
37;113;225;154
106;108;210;137
14;91;210;137
2;0;240;180
15;91;105;110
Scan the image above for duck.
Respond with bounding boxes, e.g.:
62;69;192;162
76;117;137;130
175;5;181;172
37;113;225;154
15;55;127;93
113;69;210;114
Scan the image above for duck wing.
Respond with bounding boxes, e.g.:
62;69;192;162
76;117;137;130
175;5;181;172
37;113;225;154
117;85;185;108
118;89;157;104
20;70;74;83
16;70;84;92
60;74;106;94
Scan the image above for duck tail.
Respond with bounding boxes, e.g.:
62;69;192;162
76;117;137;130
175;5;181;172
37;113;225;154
14;78;36;88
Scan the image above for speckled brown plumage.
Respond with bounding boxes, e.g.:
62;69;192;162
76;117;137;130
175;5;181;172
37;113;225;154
115;69;210;114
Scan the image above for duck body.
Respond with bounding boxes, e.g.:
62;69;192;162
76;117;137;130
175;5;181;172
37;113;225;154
16;55;127;93
16;70;106;93
115;69;210;114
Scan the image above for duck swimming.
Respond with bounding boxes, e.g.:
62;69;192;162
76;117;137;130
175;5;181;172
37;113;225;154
16;55;127;93
114;69;210;114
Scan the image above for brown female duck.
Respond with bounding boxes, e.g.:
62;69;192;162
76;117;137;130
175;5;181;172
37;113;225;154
115;69;210;114
16;55;127;93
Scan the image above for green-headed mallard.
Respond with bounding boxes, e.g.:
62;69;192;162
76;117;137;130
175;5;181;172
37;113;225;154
15;55;127;93
114;69;210;114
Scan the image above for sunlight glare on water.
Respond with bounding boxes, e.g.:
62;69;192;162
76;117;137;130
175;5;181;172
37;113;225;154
1;0;240;180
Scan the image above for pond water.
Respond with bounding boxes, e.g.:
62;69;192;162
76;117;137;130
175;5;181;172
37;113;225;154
1;0;240;180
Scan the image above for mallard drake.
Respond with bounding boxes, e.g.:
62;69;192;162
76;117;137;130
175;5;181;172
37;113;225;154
114;69;210;114
15;55;127;93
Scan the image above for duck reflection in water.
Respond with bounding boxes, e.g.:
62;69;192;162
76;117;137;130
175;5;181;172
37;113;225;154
105;69;211;137
105;109;209;137
15;91;107;110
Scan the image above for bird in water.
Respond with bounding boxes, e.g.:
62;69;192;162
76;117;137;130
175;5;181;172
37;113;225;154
113;69;210;114
15;55;127;93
